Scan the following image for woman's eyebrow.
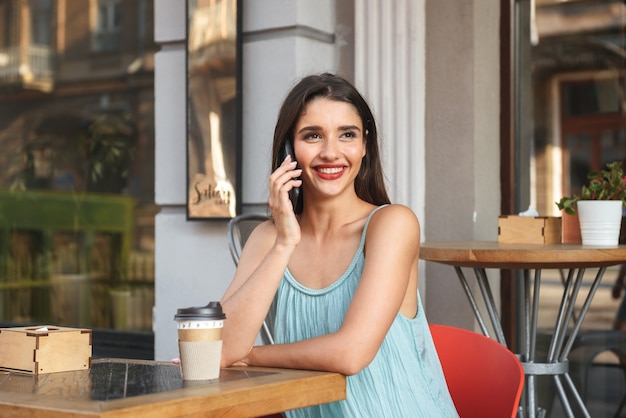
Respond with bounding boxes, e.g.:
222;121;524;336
297;125;322;134
297;124;362;134
339;125;361;132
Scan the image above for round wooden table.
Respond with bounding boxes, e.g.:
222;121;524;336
420;241;626;418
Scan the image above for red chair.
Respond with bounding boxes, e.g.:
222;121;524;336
430;324;524;418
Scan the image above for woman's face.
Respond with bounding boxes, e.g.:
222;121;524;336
292;97;366;201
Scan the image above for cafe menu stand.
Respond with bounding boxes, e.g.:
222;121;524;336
420;241;626;418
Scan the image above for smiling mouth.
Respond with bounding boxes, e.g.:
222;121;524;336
317;167;344;174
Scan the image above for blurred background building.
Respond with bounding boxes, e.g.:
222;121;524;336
0;0;157;358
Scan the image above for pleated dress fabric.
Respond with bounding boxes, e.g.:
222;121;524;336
273;206;459;418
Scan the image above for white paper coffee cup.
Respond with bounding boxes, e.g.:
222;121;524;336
174;302;226;380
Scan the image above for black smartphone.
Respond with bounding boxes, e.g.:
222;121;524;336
281;141;301;212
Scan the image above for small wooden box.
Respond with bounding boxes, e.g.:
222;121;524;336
498;215;562;244
0;325;92;374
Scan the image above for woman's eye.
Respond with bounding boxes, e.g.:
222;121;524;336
304;133;321;141
340;131;357;140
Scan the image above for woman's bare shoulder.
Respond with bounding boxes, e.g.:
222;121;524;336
367;204;420;240
372;204;419;224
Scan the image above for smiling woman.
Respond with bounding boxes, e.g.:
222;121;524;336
219;73;459;418
271;74;390;214
292;98;366;200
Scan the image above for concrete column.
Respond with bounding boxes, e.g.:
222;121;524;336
424;1;501;329
354;0;425;216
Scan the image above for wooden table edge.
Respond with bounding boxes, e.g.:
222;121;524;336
0;365;346;418
420;241;626;269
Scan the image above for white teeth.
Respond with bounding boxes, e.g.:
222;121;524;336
318;167;343;174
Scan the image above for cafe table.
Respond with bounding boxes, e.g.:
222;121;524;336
420;241;626;418
0;358;346;417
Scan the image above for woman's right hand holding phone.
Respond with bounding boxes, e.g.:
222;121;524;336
220;155;301;366
269;154;302;247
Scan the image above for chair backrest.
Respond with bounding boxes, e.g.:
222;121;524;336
227;213;270;265
227;213;274;344
429;324;524;418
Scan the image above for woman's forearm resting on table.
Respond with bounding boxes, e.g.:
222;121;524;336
237;330;379;376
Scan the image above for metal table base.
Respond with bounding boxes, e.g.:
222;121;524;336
453;265;607;418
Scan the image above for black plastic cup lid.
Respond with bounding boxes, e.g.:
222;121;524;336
174;301;226;321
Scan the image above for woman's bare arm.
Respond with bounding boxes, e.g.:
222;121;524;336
242;204;420;375
220;221;296;365
221;156;302;366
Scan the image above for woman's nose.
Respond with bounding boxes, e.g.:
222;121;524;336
319;139;338;159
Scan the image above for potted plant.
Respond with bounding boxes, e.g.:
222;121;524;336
556;161;626;245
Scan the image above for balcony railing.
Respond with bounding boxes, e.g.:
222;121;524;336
0;45;55;92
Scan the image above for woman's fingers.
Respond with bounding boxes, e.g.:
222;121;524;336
269;157;302;210
267;156;302;245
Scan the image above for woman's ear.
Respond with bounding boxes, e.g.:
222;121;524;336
362;129;368;158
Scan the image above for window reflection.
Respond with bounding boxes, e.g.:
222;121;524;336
521;1;626;415
0;0;157;350
530;0;626;215
187;0;239;219
95;0;122;51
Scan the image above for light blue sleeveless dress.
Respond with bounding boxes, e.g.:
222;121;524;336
273;206;459;418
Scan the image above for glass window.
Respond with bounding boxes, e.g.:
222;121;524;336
30;0;53;46
527;1;626;215
95;0;122;51
0;0;157;359
516;0;626;415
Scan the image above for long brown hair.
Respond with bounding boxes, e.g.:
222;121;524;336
271;73;390;213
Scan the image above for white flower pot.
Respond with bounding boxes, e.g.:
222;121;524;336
577;200;623;246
